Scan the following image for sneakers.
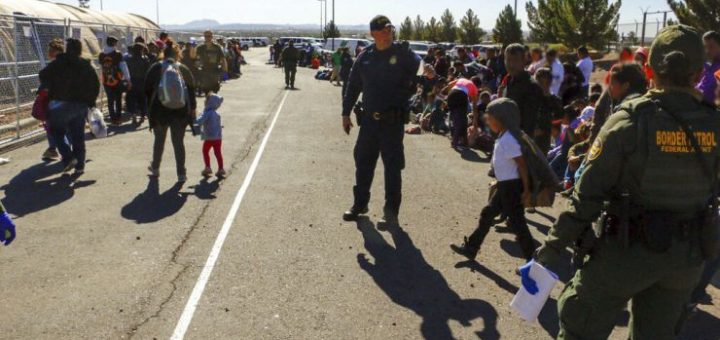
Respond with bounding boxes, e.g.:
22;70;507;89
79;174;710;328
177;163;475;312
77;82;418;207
450;237;480;261
147;166;159;177
42;148;59;161
202;167;213;177
63;158;78;173
342;206;369;221
216;169;226;178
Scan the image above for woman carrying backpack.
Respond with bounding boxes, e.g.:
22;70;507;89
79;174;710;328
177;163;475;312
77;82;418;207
144;40;197;183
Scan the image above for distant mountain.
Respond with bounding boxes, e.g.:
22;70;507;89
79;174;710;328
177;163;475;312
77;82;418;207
165;19;221;30
163;20;366;32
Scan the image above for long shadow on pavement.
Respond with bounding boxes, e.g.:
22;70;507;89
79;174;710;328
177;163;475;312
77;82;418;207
121;177;189;224
454;260;561;338
355;217;500;339
1;162;96;217
454;147;489;163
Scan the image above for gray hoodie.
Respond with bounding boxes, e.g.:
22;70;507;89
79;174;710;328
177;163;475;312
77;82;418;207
196;94;223;141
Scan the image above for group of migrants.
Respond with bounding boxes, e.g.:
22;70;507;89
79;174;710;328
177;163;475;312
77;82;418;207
30;30;234;185
340;14;720;340
269;39;356;91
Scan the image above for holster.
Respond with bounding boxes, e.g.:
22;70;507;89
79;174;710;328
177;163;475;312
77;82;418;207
353;102;364;127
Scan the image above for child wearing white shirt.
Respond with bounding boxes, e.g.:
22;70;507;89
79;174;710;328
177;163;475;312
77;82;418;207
452;98;536;261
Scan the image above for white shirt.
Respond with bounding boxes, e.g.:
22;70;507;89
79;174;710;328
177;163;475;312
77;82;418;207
550;59;564;96
526;58;545;75
576;56;593;87
492;132;522;181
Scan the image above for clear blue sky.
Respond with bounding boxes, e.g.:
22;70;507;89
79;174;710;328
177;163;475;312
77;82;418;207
52;0;676;28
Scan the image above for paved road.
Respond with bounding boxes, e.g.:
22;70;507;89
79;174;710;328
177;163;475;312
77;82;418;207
0;49;717;340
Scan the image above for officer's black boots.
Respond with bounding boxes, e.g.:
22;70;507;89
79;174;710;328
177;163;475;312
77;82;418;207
378;207;399;228
450;237;480;261
342;206;369;221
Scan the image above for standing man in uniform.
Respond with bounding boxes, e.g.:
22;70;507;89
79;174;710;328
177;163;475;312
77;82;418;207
341;15;421;226
196;30;226;96
532;25;720;339
281;41;300;89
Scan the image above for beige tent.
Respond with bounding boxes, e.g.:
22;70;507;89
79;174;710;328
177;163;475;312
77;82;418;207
0;0;160;114
0;0;160;61
0;0;158;29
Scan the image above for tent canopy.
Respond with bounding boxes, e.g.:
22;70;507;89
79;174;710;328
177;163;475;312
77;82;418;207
0;0;159;29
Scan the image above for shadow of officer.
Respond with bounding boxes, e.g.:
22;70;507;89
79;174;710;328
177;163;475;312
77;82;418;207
356;217;500;339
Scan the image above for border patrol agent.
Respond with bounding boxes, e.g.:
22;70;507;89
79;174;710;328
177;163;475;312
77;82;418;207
341;15;421;225
534;25;720;340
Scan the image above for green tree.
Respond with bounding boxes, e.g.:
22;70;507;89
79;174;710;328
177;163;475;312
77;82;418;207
626;31;639;45
399;16;414;41
323;20;341;39
440;9;457;42
413;15;426;41
526;0;621;48
668;0;720;33
493;5;523;47
425;17;442;42
458;9;485;44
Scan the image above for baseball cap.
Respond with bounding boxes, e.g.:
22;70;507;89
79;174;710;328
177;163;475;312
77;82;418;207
370;15;393;31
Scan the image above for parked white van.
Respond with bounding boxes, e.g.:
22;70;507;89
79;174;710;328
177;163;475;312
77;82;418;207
323;38;372;57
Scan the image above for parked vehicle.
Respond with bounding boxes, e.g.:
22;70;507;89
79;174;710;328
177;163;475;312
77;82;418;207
407;41;435;58
279;37;324;48
322;38;372;57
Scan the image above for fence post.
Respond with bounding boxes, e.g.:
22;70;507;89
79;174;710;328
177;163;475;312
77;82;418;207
13;16;20;140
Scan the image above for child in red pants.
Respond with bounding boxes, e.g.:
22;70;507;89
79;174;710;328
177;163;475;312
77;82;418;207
196;93;225;178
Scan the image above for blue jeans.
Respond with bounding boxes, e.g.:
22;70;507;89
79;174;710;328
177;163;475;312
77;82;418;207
104;85;123;120
48;101;88;170
45;128;70;150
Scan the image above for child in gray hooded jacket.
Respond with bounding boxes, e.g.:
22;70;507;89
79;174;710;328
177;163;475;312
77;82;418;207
196;93;225;177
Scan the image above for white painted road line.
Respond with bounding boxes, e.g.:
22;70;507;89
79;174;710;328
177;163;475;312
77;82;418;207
171;90;291;340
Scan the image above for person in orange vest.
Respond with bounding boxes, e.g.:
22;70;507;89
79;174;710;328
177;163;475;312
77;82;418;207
99;36;131;125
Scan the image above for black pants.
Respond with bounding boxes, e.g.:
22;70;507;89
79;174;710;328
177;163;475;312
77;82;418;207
284;65;297;87
104;85;123;120
151;119;187;176
468;179;536;259
447;89;469;146
353;118;405;214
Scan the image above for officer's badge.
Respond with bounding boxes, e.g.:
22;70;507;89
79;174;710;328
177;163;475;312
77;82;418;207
389;55;397;65
588;139;603;161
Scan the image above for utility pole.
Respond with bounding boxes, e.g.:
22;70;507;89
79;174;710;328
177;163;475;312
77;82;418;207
317;0;325;38
514;0;518;15
100;0;103;10
331;0;335;50
156;0;160;26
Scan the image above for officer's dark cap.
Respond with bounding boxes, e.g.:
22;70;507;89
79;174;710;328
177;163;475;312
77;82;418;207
370;15;393;31
106;36;119;45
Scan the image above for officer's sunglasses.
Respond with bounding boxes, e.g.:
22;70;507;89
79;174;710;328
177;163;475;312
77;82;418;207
374;26;395;34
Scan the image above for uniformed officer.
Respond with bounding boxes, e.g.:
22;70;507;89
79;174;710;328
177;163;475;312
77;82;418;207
341;15;421;225
281;41;300;89
533;25;720;339
196;30;226;95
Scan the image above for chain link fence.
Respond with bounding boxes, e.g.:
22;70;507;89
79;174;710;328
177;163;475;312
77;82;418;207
0;13;198;145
